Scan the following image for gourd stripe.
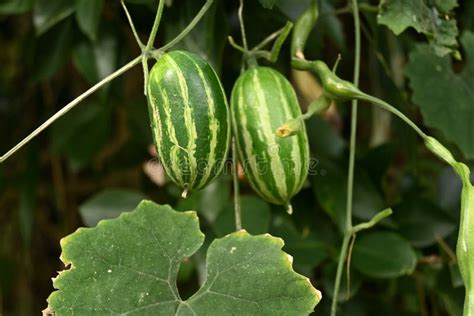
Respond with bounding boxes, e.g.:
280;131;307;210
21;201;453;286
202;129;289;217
235;81;274;199
147;83;179;185
285;77;310;193
205;64;231;188
165;55;198;188
158;86;186;186
252;70;288;200
270;71;301;196
178;52;220;189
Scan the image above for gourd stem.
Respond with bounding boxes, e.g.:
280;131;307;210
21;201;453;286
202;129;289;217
121;0;144;49
238;0;249;52
331;0;360;314
359;94;427;139
160;0;214;51
0;56;142;163
142;0;165;95
332;234;351;313
251;24;286;52
145;0;165;51
232;138;242;231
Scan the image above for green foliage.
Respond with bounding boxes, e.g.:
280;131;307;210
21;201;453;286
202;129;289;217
405;32;474;159
378;0;460;58
0;0;472;314
352;232;417;278
49;102;112;170
33;0;75;35
47;201;321;314
258;0;277;10
75;0;103;41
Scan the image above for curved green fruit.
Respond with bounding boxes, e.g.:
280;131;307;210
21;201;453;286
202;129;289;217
147;51;230;196
231;67;309;212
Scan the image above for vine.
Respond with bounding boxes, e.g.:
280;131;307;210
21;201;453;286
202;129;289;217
0;0;215;164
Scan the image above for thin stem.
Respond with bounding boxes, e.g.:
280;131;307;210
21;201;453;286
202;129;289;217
346;234;357;300
332;234;351;313
251;26;285;52
141;0;165;95
362;95;427;139
145;0;165;51
120;0;144;48
331;0;360;314
435;235;457;263
238;0;249;51
160;0;214;51
228;36;247;53
232;138;242;231
0;56;142;163
142;60;149;96
348;0;361;231
351;208;393;234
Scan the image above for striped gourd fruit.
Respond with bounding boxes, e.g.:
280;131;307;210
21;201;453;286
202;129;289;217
147;50;230;196
231;67;309;213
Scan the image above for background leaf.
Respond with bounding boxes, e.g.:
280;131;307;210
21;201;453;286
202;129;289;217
33;0;75;35
352;232;417;278
0;0;33;15
164;0;228;72
49;101;112;170
378;0;459;57
214;195;271;236
405;32;474;159
393;196;456;247
259;0;277;10
79;189;147;227
32;18;75;81
75;0;103;42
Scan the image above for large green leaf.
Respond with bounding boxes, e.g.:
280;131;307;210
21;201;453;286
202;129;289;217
405;32;474;159
378;0;459;57
352;231;417;278
47;201;321;315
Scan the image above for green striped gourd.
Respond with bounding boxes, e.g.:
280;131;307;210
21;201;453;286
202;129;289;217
147;51;230;197
231;67;309;213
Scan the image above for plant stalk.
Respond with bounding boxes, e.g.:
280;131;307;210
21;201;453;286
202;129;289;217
331;0;360;314
0;56;142;163
142;0;165;95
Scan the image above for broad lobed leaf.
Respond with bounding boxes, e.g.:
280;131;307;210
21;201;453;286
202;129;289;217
47;201;321;315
